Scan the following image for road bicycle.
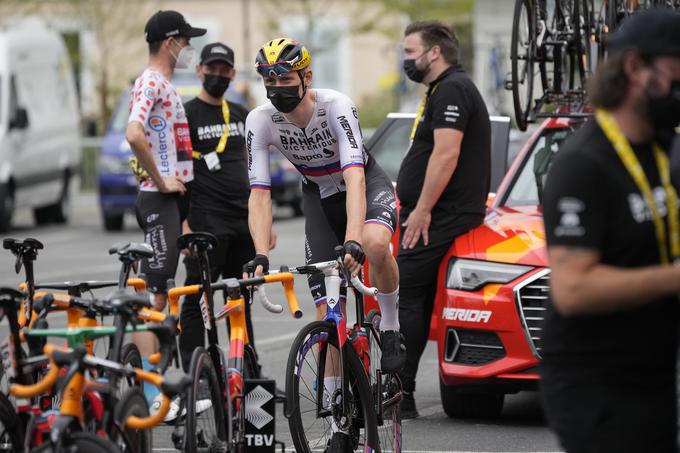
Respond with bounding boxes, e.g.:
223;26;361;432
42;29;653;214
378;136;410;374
166;232;300;453
0;286;179;452
509;0;677;130
9;308;190;452
509;0;592;131
279;246;403;453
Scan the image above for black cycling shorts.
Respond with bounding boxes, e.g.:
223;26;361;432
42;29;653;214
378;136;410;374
303;159;397;305
135;191;187;294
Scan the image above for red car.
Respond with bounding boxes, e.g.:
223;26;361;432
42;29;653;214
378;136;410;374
366;113;586;418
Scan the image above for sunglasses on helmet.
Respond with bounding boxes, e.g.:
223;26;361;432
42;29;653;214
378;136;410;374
256;61;295;77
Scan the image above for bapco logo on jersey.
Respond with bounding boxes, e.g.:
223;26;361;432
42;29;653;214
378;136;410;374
148;115;167;132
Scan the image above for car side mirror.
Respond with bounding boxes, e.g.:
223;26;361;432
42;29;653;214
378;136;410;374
10;107;29;130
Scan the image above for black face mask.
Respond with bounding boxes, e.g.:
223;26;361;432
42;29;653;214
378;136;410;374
202;74;230;98
266;84;305;113
646;79;680;148
403;49;432;83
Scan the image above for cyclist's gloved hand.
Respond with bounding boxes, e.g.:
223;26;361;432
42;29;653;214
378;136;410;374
343;240;365;277
252;254;269;276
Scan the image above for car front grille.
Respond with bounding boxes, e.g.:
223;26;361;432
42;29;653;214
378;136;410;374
514;269;551;358
444;329;505;366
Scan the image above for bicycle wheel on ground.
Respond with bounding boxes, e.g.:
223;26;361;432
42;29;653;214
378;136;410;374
366;310;402;453
511;0;537;131
112;387;152;453
285;321;379;453
0;392;22;453
118;343;143;397
32;431;122;452
185;347;228;453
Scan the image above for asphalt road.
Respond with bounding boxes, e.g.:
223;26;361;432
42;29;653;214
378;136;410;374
0;193;562;452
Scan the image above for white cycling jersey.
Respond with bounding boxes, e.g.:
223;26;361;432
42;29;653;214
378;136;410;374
246;88;368;199
128;68;194;192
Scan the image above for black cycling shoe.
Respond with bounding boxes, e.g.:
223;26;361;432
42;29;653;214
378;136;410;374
380;330;406;373
324;432;353;453
401;391;419;419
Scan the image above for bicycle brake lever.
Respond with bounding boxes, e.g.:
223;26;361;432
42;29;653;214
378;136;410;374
334;246;351;285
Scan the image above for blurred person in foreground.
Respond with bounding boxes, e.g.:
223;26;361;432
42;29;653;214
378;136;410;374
541;8;680;453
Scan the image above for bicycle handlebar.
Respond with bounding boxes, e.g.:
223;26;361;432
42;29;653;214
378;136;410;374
253;285;283;314
350;274;379;296
10;344;61;398
169;273;302;319
124;369;169;430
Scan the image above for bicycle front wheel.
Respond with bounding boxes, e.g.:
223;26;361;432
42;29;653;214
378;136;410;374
0;392;22;453
286;321;379;453
185;347;228;453
112;387;152;453
511;0;537;131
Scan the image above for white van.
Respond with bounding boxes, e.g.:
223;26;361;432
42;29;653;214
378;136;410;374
0;18;80;232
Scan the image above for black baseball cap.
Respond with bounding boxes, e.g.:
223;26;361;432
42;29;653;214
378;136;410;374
608;8;680;57
144;10;207;43
200;43;235;66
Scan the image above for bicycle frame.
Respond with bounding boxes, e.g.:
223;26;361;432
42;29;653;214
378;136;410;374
10;339;185;450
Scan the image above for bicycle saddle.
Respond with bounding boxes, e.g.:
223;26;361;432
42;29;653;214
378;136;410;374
107;291;153;312
109;242;154;262
177;232;218;253
3;237;44;255
160;373;193;399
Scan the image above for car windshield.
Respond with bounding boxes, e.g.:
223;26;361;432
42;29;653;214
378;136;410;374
501;127;573;207
368;118;412;181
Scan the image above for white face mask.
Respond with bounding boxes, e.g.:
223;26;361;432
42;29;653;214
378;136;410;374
170;39;195;69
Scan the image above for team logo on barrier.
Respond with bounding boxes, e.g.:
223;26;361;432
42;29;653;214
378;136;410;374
245;385;274;430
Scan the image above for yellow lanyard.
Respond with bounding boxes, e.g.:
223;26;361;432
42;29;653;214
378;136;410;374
193;100;230;159
595;108;680;264
410;84;439;141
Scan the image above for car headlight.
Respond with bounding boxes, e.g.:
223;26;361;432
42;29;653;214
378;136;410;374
99;155;132;174
446;258;533;291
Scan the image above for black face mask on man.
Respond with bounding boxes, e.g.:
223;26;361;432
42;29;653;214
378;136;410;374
645;77;680;148
403;48;433;84
202;74;230;98
266;84;306;113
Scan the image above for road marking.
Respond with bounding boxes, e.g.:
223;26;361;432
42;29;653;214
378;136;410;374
256;332;298;346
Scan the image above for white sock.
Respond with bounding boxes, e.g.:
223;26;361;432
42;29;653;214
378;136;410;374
376;287;399;331
323;376;342;432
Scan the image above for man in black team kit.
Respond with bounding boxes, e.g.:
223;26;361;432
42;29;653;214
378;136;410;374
178;43;265;393
542;9;680;453
396;21;491;419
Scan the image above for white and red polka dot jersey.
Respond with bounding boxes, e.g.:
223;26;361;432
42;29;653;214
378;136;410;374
128;68;194;192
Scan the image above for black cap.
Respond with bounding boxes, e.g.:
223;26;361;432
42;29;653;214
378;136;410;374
144;10;207;43
608;8;680;57
200;42;235;66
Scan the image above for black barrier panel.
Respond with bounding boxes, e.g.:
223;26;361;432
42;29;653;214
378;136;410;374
245;378;277;452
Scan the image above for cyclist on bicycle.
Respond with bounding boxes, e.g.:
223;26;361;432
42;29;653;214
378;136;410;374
246;38;406;374
246;38;405;371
